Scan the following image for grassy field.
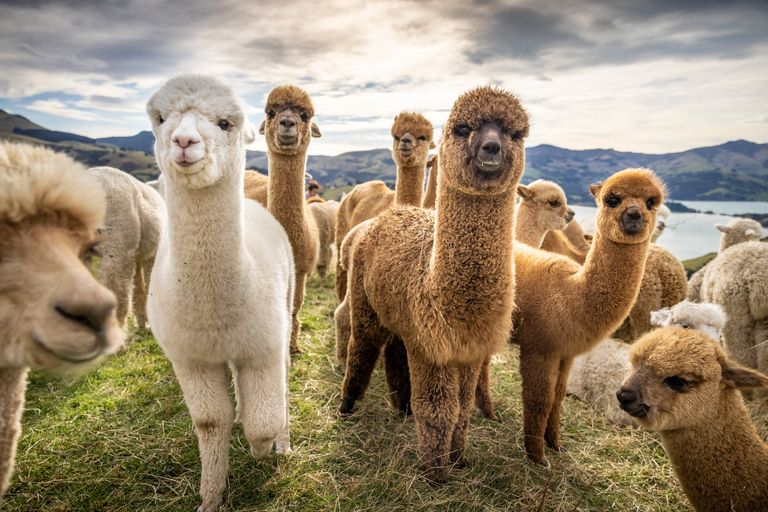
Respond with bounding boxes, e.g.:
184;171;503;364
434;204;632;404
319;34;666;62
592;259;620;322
5;273;747;511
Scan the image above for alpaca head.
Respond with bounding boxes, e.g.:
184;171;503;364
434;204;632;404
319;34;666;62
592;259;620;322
617;327;768;431
590;168;666;244
146;74;256;190
439;86;529;195
517;180;574;232
650;203;671;243
260;85;321;156
651;300;727;342
391;112;434;167
715;218;764;251
0;142;123;371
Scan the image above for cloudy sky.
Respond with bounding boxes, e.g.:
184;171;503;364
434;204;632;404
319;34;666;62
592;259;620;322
1;0;766;155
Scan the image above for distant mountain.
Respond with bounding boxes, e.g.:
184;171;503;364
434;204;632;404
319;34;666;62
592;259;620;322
13;127;96;144
97;131;155;153
0;109;46;132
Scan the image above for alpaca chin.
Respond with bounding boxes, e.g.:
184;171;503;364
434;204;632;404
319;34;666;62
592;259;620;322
164;159;221;190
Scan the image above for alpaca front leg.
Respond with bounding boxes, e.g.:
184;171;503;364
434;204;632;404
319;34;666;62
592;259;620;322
0;368;28;501
289;271;308;355
131;261;147;328
334;298;351;370
232;359;288;458
384;336;412;415
449;362;482;467
410;357;460;483
519;351;559;464
172;361;234;512
544;358;574;452
474;356;499;421
99;253;135;327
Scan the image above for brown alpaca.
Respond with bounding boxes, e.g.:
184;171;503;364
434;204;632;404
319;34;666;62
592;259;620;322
611;243;688;342
618;328;768;512
338;87;528;483
540;220;591;263
334;112;434;301
515;180;574;248
0;142;123;501
243;85;321;354
469;168;666;462
422;153;439;209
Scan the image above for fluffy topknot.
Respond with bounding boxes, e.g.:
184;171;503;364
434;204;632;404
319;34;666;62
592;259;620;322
595;168;668;205
391;112;433;141
266;85;315;118
0;142;105;229
445;86;529;139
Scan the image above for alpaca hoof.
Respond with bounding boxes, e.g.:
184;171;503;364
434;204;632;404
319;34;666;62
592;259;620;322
451;456;467;469
250;439;273;459
290;347;303;356
549;445;567;453
398;402;412;417
339;398;356;417
424;468;447;486
274;439;292;455
198;500;220;512
485;412;501;423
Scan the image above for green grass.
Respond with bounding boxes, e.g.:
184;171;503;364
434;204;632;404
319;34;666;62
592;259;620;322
3;274;727;511
681;252;717;278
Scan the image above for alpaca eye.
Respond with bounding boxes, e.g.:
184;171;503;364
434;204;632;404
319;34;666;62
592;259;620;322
454;125;472;138
267;110;276;120
394;136;400;141
663;376;689;393
646;197;657;209
605;194;622;208
158;116;164;124
681;324;690;329
549;201;559;207
81;243;101;263
218;120;230;131
300;113;309;123
511;131;524;141
418;136;426;141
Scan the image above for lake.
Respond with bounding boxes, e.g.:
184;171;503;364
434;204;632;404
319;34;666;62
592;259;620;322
570;204;765;262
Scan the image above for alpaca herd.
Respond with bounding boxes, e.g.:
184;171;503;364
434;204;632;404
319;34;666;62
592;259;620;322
1;75;766;511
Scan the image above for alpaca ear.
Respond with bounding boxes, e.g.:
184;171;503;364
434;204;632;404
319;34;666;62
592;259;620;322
242;122;256;145
589;182;603;198
517;184;533;200
715;224;730;233
259;119;266;135
745;229;757;237
650;308;671;327
311;122;322;138
430;141;437;149
720;360;768;390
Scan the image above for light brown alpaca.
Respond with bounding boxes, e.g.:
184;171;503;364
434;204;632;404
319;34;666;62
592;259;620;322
243;85;321;354
0;142;123;501
540;220;591;263
422;153;439;209
338;87;528;483
334;112;434;301
471;168;665;462
618;328;768;512
308;199;339;279
515;180;574;248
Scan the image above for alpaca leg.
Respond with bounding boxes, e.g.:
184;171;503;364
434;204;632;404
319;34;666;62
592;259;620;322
384;336;412;415
449;362;482;467
474;356;499;421
232;360;288;459
519;351;559;463
721;298;758;370
544;358;574;452
275;348;292;454
0;368;28;501
131;261;147;329
753;319;768;404
335;262;348;303
316;245;330;279
334;298;351;370
289;271;307;355
172;361;234;512
409;356;460;483
99;253;135;327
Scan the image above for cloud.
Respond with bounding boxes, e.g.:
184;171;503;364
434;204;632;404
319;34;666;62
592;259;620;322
26;99;99;121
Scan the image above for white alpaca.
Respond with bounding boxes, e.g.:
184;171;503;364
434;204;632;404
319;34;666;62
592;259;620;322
146;74;294;512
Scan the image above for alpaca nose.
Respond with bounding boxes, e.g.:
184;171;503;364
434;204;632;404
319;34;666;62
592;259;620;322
477;128;503;166
565;208;575;223
616;386;640;406
54;275;117;334
172;114;201;149
280;118;296;129
622;206;644;233
481;139;501;155
400;134;414;149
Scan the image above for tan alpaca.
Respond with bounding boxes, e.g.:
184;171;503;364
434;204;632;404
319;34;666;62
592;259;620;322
0;142;123;501
243;85;321;354
515;180;574;248
339;87;528;482
470;168;666;461
618;328;768;511
422;153;439;209
308;199;340;279
334;113;434;301
540;220;592;263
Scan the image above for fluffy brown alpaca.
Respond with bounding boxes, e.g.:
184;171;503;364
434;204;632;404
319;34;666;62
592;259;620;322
618;328;768;511
333;112;434;301
338;86;528;482
515;180;574;248
611;243;688;342
308;199;339;279
243;85;321;354
422;153;439;209
0;142;123;501
471;168;665;461
540;219;591;263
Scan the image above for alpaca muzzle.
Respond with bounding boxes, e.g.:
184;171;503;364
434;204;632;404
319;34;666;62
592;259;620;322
621;206;644;234
616;386;649;418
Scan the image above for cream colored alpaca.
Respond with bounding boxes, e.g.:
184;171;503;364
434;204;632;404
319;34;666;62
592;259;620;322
308;199;339;279
146;74;294;512
515;180;574;248
0;142;122;501
618;328;768;511
243;85;320;354
88;166;166;328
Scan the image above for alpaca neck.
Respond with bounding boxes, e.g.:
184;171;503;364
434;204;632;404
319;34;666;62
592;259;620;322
395;164;426;207
267;151;308;239
659;393;768;508
428;186;516;321
422;164;437;209
515;205;548;248
574;231;649;339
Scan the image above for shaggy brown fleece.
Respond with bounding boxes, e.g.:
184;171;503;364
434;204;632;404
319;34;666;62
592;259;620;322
338;86;528;482
334;112;434;301
619;328;768;512
243;85;321;354
422;154;439;209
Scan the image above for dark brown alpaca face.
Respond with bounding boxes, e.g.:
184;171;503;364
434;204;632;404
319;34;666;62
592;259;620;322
439;87;529;195
590;168;665;244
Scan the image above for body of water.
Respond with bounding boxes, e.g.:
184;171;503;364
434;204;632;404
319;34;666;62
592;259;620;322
570;204;763;262
676;201;768;215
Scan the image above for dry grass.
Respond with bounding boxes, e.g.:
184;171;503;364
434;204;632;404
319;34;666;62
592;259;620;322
4;273;745;511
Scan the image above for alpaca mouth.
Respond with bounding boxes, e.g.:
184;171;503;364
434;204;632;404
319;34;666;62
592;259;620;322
31;330;103;364
278;135;299;146
619;402;649;418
